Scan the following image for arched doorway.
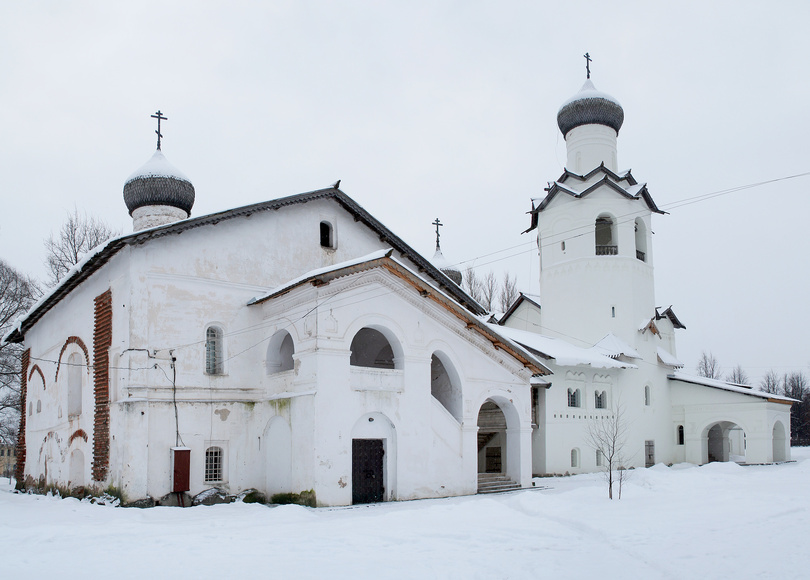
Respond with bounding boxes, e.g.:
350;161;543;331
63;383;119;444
478;401;507;474
475;397;524;491
773;421;787;462
705;421;746;463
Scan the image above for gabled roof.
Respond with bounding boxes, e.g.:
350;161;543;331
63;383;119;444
249;250;551;376
524;164;665;234
4;188;484;343
668;372;796;405
497;292;541;326
655;306;686;329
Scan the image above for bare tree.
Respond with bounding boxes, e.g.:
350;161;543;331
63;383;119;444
726;364;750;385
462;267;484;306
696;351;721;379
587;402;629;500
463;268;520;313
498;272;519;313
44;208;119;286
0;259;40;445
782;371;810;445
480;272;498;312
759;370;781;394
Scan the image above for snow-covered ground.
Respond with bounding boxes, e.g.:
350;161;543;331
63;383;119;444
4;450;810;579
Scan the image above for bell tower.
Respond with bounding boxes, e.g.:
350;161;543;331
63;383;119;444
526;68;665;347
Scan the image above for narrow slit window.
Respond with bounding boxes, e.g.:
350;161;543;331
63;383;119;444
205;326;224;375
320;221;334;248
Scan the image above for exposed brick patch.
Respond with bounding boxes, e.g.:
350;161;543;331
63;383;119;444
55;336;90;382
68;429;89;445
28;364;46;389
92;289;112;482
15;349;30;485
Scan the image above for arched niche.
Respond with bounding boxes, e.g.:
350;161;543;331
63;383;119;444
69;449;85;489
475;395;524;485
266;330;295;374
264;416;292;496
430;351;462;421
349;326;402;370
68;352;83;417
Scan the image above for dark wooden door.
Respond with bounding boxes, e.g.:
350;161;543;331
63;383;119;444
352;439;385;504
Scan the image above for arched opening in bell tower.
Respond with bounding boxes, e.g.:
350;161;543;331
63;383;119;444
595;214;617;256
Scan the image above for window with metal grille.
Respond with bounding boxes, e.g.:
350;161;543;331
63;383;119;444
204;446;223;483
571;448;579;468
644;385;651;406
567;388;580;408
596;449;603;467
594;390;607;409
645;440;655;468
205;326;223;375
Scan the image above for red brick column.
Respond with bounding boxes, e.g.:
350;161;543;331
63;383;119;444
92;289;112;482
14;349;30;486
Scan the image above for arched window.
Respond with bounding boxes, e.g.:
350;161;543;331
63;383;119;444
644;385;651;406
571;448;580;468
596;449;603;467
205;326;224;375
595;215;617;255
567;388;581;408
68;352;82;417
594;390;607;409
634;218;648;262
204;446;223;483
350;328;396;369
677;425;685;445
266;330;294;374
36;400;41;413
430;352;462;421
320;221;335;249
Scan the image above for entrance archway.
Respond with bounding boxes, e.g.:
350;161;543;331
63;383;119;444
704;421;747;463
475;396;523;487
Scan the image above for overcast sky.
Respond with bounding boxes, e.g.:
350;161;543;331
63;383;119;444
1;1;809;383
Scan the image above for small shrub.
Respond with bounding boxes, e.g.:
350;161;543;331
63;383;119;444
270;490;316;507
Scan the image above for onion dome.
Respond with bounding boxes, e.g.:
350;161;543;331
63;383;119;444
123;149;195;216
557;79;624;137
432;247;462;286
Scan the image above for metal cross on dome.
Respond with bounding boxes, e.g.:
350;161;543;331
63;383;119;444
584;52;592;79
151;110;168;150
433;218;443;250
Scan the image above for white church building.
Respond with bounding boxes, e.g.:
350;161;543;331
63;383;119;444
5;75;793;506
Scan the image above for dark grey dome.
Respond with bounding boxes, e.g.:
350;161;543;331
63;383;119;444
123;150;195;216
432;248;462;285
557;79;624;137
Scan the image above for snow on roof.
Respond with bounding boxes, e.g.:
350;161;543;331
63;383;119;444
248;249;393;305
657;347;684;369
593;333;642;359
488;325;635;369
557;79;623;111
248;252;550;375
668;372;797;403
125;149;190;184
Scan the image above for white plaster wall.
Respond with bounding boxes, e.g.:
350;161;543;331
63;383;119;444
564;124;619;173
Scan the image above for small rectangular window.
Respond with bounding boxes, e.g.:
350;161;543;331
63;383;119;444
204;446;223;483
320;221;334;248
645;440;655;468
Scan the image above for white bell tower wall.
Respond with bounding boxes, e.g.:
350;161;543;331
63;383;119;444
536;191;655;347
564;124;619;174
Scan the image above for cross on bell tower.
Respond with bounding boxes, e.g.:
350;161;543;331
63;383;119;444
151;110;168;150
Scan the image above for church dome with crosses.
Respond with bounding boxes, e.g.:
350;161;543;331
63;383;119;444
123;111;195;231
